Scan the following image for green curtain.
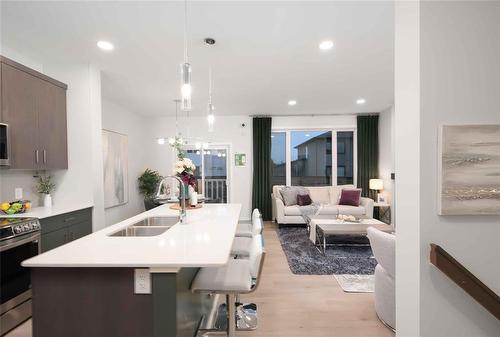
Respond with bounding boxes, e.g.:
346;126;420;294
252;117;272;221
357;115;379;200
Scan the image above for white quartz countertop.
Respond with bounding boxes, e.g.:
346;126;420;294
22;203;241;268
0;203;93;219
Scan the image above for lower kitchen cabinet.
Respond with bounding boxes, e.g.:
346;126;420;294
40;208;92;253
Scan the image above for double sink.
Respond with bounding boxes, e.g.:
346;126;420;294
108;216;180;237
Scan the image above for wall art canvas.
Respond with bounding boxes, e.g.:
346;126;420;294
439;125;500;215
102;129;129;208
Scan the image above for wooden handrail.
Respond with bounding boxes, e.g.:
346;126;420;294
430;244;500;320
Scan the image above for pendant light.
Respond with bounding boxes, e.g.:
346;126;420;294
168;100;182;145
207;67;215;132
180;0;192;111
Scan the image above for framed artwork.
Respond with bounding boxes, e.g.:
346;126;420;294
438;124;500;215
102;129;129;208
235;153;246;167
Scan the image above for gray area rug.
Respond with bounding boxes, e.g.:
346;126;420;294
334;274;375;293
277;226;377;275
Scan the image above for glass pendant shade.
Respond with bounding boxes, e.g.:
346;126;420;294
180;62;192;111
207;103;215;132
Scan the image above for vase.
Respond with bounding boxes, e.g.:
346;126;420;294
182;185;190;200
189;187;198;206
43;194;52;208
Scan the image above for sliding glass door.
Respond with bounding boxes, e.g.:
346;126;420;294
271;129;356;188
185;145;229;203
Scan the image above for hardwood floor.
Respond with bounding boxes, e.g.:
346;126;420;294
6;222;393;337
238;222;394;337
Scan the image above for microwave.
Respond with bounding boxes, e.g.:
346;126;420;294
0;123;10;166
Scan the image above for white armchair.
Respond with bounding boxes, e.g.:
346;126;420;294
367;226;395;331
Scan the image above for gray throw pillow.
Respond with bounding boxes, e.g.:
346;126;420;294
279;186;309;206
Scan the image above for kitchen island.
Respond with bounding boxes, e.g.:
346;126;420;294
22;203;242;337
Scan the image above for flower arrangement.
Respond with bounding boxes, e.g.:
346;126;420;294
174;158;197;187
169;136;185;160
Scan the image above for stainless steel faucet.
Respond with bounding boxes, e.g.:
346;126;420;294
155;175;187;223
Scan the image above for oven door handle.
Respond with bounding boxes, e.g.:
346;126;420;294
0;232;41;252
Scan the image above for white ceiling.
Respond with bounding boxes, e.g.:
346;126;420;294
1;1;394;117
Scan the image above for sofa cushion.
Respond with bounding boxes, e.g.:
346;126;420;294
330;184;356;205
284;205;302;216
308;187;330;204
297;194;312;206
280;186;309;206
339;189;362;206
336;205;366;216
318;205;339;215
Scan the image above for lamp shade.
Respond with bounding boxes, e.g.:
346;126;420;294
369;179;384;190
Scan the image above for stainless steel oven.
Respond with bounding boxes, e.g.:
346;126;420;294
0;217;41;335
0;123;10;166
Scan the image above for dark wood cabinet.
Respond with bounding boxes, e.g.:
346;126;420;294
37;77;68;169
0;56;68;170
40;208;92;253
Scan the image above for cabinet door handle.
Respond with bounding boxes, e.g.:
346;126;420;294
64;217;76;222
35;150;39;163
43;150;47;163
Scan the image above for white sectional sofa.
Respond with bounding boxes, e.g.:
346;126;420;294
272;185;374;225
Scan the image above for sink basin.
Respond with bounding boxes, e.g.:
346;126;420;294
130;216;180;227
108;216;179;237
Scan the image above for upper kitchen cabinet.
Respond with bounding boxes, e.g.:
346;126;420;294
0;56;68;169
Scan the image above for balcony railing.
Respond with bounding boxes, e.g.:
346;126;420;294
204;178;227;203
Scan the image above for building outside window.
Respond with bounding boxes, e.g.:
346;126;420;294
271;129;355;187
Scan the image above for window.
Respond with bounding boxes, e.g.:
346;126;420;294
271;132;286;187
337;131;354;185
291;131;332;186
271;129;355;187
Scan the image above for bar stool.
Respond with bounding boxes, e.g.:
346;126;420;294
192;234;265;337
231;214;263;257
235;209;261;238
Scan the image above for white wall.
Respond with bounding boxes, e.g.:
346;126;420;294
149;115;253;220
419;1;500;336
272;115;356;130
378;105;394;221
395;1;421;336
101;99;154;227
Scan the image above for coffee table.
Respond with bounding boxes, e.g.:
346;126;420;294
310;218;394;254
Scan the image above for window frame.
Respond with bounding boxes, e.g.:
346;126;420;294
271;127;357;187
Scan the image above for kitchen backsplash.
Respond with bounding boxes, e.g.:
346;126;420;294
0;171;43;206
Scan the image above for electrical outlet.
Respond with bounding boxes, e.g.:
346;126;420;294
134;269;151;294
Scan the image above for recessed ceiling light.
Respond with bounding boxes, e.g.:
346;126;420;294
319;40;334;50
288;100;297;106
97;40;114;51
356;98;366;105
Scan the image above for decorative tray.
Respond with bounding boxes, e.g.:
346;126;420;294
170;203;203;211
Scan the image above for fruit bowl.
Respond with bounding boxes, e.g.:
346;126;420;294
0;200;32;215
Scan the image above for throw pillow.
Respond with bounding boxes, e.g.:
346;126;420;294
279;186;309;206
297;194;312;206
338;189;362;207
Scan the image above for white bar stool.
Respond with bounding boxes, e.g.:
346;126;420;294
235;209;261;238
231;213;263;257
192;235;265;337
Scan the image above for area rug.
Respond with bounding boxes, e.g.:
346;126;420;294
277;226;377;275
334;274;375;293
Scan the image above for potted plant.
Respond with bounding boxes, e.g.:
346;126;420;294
138;168;163;210
36;175;56;208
